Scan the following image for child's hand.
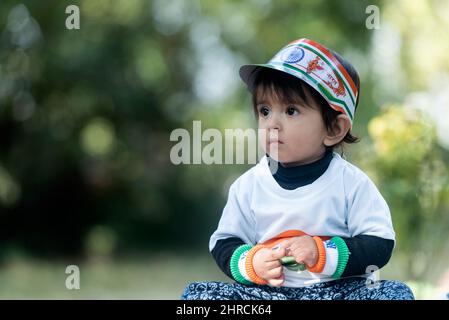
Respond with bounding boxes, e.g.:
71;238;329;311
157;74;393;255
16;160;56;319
284;235;318;268
252;244;288;287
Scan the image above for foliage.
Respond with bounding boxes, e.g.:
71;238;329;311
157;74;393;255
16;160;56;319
367;106;449;280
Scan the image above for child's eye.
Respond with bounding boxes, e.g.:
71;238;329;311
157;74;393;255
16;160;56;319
259;106;270;117
286;106;299;116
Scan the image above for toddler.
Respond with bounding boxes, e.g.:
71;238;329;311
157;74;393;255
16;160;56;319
181;38;414;300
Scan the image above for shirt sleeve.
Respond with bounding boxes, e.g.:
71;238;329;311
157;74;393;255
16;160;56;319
209;179;256;252
340;168;396;277
211;237;246;279
345;172;396;241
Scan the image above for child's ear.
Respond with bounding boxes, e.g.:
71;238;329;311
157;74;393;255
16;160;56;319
323;114;351;147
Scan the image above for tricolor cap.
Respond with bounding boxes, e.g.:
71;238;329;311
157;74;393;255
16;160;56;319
239;38;358;125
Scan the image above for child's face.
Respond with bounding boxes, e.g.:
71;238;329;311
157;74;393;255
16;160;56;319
256;86;329;166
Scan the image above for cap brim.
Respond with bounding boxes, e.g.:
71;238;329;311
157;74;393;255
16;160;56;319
239;64;280;93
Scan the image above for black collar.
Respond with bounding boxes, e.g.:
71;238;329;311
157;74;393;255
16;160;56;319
268;148;334;190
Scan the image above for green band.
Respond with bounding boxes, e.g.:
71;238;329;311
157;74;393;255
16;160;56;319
230;244;253;285
331;236;350;279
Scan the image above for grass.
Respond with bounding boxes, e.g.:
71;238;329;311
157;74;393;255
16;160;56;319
0;252;228;299
0;251;445;299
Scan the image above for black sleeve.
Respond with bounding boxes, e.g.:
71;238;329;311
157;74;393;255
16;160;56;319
211;237;246;279
340;235;394;277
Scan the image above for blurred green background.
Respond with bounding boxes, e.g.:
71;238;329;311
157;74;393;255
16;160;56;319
0;0;448;299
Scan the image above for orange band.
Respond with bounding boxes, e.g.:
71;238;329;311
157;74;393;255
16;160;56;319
307;236;326;273
245;245;268;285
260;230;331;247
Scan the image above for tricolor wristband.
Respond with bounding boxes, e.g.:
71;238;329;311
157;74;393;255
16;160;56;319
331;236;350;279
245;245;268;285
307;236;326;273
230;244;253;285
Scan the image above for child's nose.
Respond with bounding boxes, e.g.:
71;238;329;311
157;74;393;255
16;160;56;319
267;112;282;130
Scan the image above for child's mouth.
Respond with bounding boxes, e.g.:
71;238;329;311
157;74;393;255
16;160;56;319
268;139;283;145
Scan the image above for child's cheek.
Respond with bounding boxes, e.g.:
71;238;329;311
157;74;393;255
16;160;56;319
257;127;268;153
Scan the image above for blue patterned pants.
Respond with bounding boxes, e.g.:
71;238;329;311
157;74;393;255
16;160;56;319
181;277;414;300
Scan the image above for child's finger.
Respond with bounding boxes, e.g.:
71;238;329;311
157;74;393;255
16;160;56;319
288;238;307;252
271;239;291;251
265;260;282;269
278;239;295;249
270;246;286;259
293;252;307;265
267;266;283;279
268;276;284;287
288;242;300;252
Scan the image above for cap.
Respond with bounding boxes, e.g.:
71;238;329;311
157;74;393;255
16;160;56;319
239;38;358;125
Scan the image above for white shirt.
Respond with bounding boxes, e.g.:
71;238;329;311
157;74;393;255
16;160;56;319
209;152;395;287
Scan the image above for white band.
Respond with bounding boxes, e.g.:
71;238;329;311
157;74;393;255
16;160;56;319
238;250;252;282
321;240;339;276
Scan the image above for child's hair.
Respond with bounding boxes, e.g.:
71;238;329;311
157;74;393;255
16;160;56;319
251;50;360;152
